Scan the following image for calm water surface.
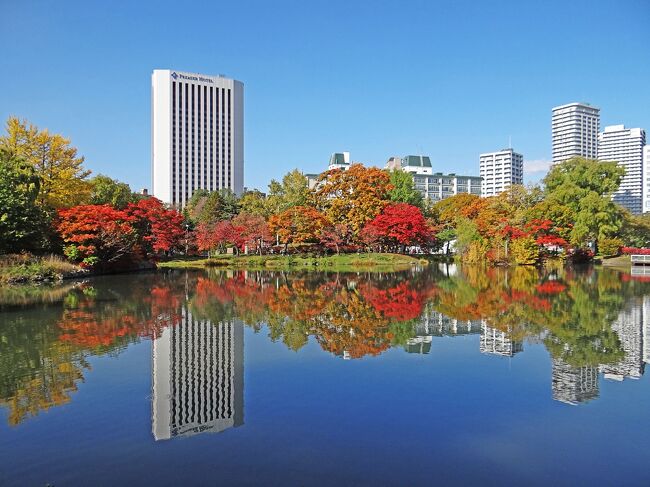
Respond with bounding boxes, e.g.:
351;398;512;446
1;264;650;486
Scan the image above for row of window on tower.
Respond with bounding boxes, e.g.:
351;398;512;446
170;81;233;205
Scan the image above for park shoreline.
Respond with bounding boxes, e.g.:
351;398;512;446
157;252;429;271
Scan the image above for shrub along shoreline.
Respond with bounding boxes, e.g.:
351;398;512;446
0;254;85;284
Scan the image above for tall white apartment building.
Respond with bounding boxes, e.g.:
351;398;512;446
552;102;600;164
151;69;244;207
598;125;646;214
643;145;650;213
479;149;523;197
152;308;244;441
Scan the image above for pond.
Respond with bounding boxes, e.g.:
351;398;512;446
1;264;650;486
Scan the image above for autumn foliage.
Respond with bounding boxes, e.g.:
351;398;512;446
269;206;331;245
57;197;185;267
364;203;433;249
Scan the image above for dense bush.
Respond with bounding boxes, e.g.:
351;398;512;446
598;237;623;257
511;236;540;265
622;247;650;255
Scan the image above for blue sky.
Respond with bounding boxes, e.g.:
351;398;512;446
1;0;649;191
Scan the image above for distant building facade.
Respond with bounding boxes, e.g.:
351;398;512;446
151;69;244;207
552;102;600;164
479;149;523;197
328;151;351;171
398;155;482;202
385;156;402;171
598;125;646;214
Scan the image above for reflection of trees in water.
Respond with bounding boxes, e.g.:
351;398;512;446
188;267;650;372
189;270;430;358
0;314;89;426
2;265;650;424
0;273;186;425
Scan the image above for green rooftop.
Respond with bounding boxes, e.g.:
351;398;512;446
402;155;432;168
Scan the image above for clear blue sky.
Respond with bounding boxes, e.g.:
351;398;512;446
1;0;649;191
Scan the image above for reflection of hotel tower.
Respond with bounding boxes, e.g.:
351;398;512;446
152;309;244;440
641;295;650;364
552;358;599;405
600;297;646;381
479;321;523;357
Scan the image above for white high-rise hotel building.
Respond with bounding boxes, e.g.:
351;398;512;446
151;69;244;207
598;125;646;214
479;149;523;197
645;146;650;213
552;103;600;164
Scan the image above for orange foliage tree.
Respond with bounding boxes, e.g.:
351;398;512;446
314;164;392;233
268;206;330;247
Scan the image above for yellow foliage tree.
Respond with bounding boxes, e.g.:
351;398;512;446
0;117;91;208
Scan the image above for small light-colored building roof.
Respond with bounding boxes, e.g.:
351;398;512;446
329;152;350;166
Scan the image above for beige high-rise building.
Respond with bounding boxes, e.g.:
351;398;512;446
552;102;600;164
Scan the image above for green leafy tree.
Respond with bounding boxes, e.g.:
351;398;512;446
543;157;624;251
387;170;423;208
266;169;310;215
620;211;650;248
186;188;240;224
436;227;456;255
0;148;47;253
239;189;269;218
89;175;139;208
454;217;482;257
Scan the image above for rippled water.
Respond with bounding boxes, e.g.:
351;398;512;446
1;264;650;486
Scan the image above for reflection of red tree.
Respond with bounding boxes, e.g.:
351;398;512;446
58;309;136;348
142;286;183;339
535;281;567;294
621;274;650;283
57;284;184;348
359;282;425;320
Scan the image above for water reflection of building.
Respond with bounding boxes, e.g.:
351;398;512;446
152;309;244;441
644;295;650;365
405;308;482;354
479;321;523;357
552;358;599;405
600;298;645;381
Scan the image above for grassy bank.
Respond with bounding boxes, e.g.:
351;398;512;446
158;253;427;271
599;254;631;269
0;254;83;284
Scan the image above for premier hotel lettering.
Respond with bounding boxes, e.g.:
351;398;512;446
174;73;214;84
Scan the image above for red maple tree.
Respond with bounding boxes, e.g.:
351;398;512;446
363;203;431;248
57;205;137;265
126;197;185;256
